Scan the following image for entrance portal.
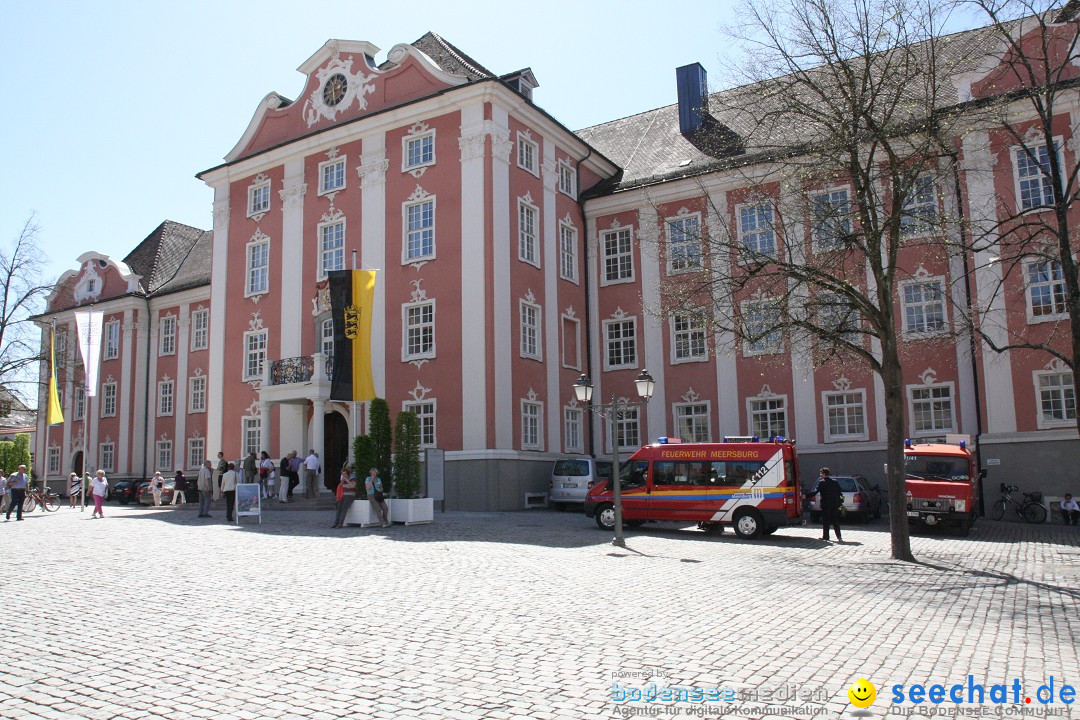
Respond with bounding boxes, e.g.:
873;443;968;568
323;412;349;490
72;451;84;477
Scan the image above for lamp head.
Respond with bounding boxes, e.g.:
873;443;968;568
634;369;655;401
572;374;594;403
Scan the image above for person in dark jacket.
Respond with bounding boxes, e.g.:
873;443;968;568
808;467;844;542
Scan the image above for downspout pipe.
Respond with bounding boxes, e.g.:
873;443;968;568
574;148;596;456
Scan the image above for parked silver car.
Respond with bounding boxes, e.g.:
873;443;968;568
806;474;883;523
548;458;612;507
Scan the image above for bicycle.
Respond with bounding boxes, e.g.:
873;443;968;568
991;484;1047;523
21;485;60;513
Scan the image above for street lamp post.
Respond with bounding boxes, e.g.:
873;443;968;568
572;369;655;548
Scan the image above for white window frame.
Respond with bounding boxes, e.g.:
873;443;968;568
614;406;640;452
810;186;852;252
519;299;542;361
321;317;335;361
518;198;540;267
561;314;582;371
189;375;207;414
666;213;703;274
157;379;174;417
402;131;436;172
907;381;956;436
402;301;436;362
247;178;271;217
318;156;346;195
318;218;345;280
74;387;86;420
1033;369;1076;429
900;174;938;238
187;437;206;471
822;389;869;442
100;442;115;473
557;160;576;197
670;314;708;364
159;315;176;356
246;234;270;298
603;317;638;371
47;446;61;475
674;402;712;443
1024;258;1068;323
55;331;67;364
1012;139;1063;212
559;220;578;283
600;227;635;286
521;400;544;450
747;395;788;439
900;276;948;337
101;382;117;418
156;440;173;472
104;320;120;360
242;417;261;458
563;406;584;454
517;132;538;176
736;202;777;262
190;309;209;351
403;400;437;448
402;197;436;264
243;329;268;382
741;298;783;356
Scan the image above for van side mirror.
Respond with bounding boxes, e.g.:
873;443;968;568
978;468;987;480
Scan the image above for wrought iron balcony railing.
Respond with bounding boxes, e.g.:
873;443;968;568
269;356;314;385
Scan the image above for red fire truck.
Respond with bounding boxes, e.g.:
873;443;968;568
583;437;802;539
904;440;979;535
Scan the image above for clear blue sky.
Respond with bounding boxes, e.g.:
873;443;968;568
1;0;987;284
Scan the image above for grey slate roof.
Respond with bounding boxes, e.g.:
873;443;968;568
122;221;211;297
406;32;495;82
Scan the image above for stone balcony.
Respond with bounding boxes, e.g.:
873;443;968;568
259;352;332;405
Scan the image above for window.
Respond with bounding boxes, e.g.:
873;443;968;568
901;279;947;336
404;132;435;171
243;330;268;381
55;331;67;364
191;309;209;351
1025;260;1067;320
561;315;581;370
518;200;539;266
900;175;937;237
403;401;437;447
667;214;702;273
158;379;174;416
48;447;60;474
320;220;345;278
559;221;578;283
672;315;707;363
321;318;335;361
187;437;206;470
738;203;776;260
564;406;584;454
909;383;955;434
741;299;782;355
811;188;852;251
1035;370;1076;428
104;320;120;360
156;440;173;472
818;294;860;344
520;300;542;360
243;417;261;458
749;397;787;439
102;382;117;417
675;403;711;442
403;302;435;360
602;227;634;283
248;179;270;216
100;443;115;473
517;133;538;175
823;390;867;441
159;316;176;356
318;157;346;195
404;198;435;262
521;401;543;450
616;407;640;451
604;317;637;370
74;387;85;420
247;234;270;296
189;375;207;413
1014;142;1061;210
558;161;576;196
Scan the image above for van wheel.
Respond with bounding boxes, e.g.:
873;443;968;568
764;525;778;536
957;518;972;537
733;509;764;539
595;503;615;531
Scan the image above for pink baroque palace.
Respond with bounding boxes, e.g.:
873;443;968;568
34;23;1080;509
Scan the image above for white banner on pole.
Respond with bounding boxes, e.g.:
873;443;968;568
74;310;104;396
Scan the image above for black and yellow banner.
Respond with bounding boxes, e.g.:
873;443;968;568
329;270;376;402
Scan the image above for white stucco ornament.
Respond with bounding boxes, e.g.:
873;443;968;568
302;55;377;128
73;261;104;304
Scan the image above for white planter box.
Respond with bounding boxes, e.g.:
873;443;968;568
343;500;382;527
389;497;434;525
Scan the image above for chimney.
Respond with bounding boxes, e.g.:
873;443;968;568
676;63;709;135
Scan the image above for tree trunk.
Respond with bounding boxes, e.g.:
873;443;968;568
882;350;915;562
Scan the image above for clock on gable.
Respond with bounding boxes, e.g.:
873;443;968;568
322;74;348;107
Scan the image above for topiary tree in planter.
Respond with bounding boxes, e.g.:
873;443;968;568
392;410;422;499
368;398;393;496
352;434;376;499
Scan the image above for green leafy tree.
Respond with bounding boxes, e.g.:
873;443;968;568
12;433;30;472
393;411;422;499
352;434;376;499
368;398;393;495
0;440;13;477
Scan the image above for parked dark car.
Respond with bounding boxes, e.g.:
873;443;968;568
136;480;179;505
112;478;142;504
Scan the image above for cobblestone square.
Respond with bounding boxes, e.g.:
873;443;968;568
1;505;1077;719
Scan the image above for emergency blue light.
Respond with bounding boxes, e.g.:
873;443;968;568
752;435;759;442
904;438;912;448
658;436;668;444
959;440;967;449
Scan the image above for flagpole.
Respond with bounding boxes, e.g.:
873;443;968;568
350;250;358;466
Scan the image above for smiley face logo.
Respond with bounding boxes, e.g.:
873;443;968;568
848;679;876;708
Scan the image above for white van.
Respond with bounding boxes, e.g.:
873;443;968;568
549;458;613;507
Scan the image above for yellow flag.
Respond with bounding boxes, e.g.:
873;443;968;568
47;331;64;425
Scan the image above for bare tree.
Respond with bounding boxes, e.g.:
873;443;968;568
0;215;52;400
650;0;973;561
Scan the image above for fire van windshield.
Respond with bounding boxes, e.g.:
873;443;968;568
905;455;970;481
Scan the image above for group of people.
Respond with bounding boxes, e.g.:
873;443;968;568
0;466;30;521
332;465;389;529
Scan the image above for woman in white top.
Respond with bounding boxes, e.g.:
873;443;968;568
90;471;108;518
259;452;275;499
150;471;165;506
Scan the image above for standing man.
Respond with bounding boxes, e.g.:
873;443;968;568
197;460;214;518
807;467;844;542
242;452;257;486
5;465;29;521
303;450;320;499
288;452;302;499
172;468;188;506
213;452;227;501
221;462;238;522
